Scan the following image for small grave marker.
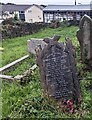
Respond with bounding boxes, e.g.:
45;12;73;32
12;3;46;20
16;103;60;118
27;38;47;55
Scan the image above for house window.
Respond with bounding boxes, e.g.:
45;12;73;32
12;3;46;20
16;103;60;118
19;11;24;14
44;13;53;22
19;14;25;21
19;11;25;21
38;16;41;19
28;10;32;13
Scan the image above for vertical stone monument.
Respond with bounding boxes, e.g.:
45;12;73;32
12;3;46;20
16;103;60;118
35;35;81;107
77;15;92;69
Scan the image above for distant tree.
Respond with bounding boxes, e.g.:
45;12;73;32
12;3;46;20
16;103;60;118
0;2;5;5
40;5;47;8
0;2;15;5
6;3;15;5
14;13;18;21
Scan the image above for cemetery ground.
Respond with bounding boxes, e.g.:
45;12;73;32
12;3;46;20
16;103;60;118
1;26;92;119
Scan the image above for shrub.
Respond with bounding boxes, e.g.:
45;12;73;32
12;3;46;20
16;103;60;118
50;20;61;28
14;13;18;21
2;18;15;25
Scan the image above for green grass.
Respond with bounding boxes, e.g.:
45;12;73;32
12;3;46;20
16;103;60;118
2;26;79;77
2;26;78;67
3;56;35;76
2;69;92;119
1;26;92;119
3;70;67;118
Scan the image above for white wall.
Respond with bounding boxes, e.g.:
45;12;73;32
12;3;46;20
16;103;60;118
25;5;43;23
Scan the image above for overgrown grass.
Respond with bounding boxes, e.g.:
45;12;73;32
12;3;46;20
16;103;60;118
1;26;92;119
2;26;78;67
2;69;92;119
3;56;35;76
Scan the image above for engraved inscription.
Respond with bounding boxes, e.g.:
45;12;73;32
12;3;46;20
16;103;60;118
43;49;73;99
36;35;81;103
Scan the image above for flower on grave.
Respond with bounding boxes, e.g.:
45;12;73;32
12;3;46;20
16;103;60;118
62;99;74;113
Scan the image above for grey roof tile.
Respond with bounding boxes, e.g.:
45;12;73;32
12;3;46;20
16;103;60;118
1;4;43;12
2;4;32;12
43;4;91;11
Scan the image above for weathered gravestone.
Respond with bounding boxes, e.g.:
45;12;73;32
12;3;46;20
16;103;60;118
77;15;92;69
27;38;47;55
35;35;81;106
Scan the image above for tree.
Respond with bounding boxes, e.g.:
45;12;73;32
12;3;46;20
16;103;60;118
0;2;5;5
14;13;18;21
6;3;15;5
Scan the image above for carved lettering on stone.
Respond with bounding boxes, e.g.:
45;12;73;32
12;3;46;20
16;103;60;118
35;35;81;103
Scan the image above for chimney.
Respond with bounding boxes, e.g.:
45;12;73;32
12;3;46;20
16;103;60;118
75;0;76;5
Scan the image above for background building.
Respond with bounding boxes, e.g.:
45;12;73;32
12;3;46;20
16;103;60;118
43;4;91;23
1;4;91;23
1;4;43;23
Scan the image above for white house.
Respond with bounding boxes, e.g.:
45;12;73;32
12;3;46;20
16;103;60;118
1;4;43;23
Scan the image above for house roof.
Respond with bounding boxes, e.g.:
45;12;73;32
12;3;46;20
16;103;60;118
2;4;43;12
43;4;91;12
2;4;32;12
33;4;44;10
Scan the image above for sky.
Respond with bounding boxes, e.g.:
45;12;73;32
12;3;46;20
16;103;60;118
1;0;92;5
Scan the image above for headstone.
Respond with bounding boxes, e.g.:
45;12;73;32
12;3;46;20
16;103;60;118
27;38;47;55
90;1;92;18
35;35;81;105
77;15;92;68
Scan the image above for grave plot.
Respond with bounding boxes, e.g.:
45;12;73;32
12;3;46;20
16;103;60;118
2;27;92;118
0;38;46;81
30;35;82;112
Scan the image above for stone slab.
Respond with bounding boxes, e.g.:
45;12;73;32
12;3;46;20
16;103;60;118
27;38;47;55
